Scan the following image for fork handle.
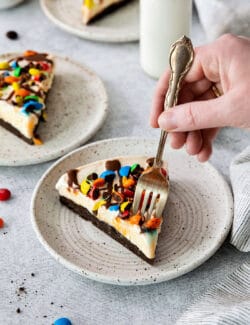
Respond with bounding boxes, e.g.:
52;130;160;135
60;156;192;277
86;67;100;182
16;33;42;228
154;35;194;167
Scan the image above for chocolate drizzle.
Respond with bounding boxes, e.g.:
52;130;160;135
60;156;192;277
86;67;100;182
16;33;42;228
19;53;53;64
6;90;14;101
67;169;80;189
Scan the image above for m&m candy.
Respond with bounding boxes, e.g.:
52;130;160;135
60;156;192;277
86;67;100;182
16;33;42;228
0;218;4;228
0;188;11;201
54;317;72;325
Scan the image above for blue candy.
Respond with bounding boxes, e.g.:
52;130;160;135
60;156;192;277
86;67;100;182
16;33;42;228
3;71;10;77
54;317;72;325
21;100;43;115
109;205;120;211
119;166;131;177
11;61;18;69
100;170;116;180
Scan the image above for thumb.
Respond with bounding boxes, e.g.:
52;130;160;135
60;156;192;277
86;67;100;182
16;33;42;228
158;96;233;132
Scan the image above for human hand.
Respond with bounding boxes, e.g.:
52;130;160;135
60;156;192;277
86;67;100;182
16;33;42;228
150;34;250;162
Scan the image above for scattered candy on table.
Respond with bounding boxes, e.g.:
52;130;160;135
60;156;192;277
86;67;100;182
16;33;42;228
0;218;4;228
0;188;11;201
54;317;72;325
6;30;18;40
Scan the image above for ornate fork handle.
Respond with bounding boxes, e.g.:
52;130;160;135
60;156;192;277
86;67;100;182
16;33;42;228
154;36;194;168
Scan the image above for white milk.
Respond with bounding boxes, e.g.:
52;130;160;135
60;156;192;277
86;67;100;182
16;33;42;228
0;0;24;9
140;0;192;79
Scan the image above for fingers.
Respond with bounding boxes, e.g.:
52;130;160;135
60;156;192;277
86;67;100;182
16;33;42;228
170;128;219;162
197;128;219;162
150;69;171;128
170;132;187;149
186;130;203;155
189;128;219;162
151;75;214;127
158;95;232;132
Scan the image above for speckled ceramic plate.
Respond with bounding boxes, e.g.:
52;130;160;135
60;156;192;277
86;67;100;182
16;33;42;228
31;138;233;285
0;53;108;166
40;0;139;43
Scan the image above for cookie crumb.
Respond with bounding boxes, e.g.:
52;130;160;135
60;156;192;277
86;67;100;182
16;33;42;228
31;273;35;277
16;308;21;314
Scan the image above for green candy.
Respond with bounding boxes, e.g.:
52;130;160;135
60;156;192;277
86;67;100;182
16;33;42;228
130;163;139;173
24;95;39;102
13;66;21;77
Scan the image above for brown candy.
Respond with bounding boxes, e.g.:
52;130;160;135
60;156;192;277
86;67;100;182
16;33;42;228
105;159;121;171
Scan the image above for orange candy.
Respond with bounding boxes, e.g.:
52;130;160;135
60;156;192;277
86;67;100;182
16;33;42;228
122;177;135;188
145;217;161;230
23;50;37;57
0;218;4;228
4;76;20;84
15;88;30;97
93;178;105;188
129;214;141;225
33;137;43;145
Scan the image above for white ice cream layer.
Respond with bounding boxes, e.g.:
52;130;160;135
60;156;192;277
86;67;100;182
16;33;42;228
0;100;38;139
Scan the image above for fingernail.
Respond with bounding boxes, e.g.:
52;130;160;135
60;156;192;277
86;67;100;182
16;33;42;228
158;112;178;131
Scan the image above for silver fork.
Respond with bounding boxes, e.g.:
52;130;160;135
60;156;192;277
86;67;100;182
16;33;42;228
133;35;194;218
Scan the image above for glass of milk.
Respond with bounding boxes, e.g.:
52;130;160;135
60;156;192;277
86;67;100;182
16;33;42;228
140;0;193;79
0;0;24;9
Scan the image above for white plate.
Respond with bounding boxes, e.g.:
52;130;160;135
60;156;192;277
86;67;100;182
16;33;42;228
0;53;108;166
31;137;233;285
40;0;139;43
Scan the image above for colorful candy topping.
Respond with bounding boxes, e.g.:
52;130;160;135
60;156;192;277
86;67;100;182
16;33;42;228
0;62;10;70
0;188;11;201
0;50;54;144
67;159;168;232
54;317;72;325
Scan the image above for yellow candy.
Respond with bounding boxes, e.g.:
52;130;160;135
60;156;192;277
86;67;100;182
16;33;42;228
29;68;41;76
92;200;106;212
84;0;94;8
0;61;9;70
42;111;47;121
120;201;130;213
12;82;20;91
80;179;91;195
15;95;23;106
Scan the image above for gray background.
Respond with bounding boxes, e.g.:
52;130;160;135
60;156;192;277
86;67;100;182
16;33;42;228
0;1;249;324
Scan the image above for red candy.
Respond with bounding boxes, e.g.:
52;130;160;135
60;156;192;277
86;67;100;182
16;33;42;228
0;188;11;201
124;189;134;198
39;62;50;71
120;211;130;219
34;75;41;82
161;168;167;177
0;218;4;228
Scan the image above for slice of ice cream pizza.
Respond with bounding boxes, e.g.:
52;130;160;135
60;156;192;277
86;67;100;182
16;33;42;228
82;0;131;25
56;157;169;264
0;50;54;145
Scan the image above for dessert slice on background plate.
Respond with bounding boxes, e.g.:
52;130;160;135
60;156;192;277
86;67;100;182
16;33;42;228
56;156;169;264
0;50;54;145
82;0;131;24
